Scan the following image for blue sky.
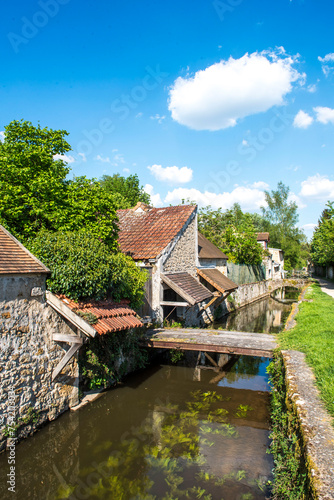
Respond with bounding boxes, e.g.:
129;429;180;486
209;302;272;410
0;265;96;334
1;0;334;239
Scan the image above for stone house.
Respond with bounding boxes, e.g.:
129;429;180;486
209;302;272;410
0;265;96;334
257;232;284;279
117;203;238;325
0;225;141;451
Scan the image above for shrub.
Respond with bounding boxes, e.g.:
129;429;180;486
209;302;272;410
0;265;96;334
27;231;147;307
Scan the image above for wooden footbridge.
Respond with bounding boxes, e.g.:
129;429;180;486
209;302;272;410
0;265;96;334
144;328;277;358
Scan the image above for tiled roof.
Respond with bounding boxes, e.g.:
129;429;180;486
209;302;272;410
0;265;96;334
197;268;238;294
161;272;213;305
257;232;270;242
198;232;227;259
117;205;197;260
0;225;50;275
55;295;143;335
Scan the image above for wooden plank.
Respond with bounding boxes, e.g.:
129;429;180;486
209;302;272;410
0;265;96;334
52;343;82;380
161;275;196;305
53;333;83;344
145;340;273;357
46;291;96;337
204;352;218;367
160;301;189;307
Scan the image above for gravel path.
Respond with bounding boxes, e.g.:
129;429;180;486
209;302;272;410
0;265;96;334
316;277;334;299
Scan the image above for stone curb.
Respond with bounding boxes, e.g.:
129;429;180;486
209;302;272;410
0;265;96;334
282;350;334;499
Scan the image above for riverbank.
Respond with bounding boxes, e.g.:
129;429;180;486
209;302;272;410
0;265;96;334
268;281;334;499
279;281;334;420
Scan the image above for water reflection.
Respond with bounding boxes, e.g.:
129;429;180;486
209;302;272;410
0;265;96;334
214;287;299;334
0;361;273;500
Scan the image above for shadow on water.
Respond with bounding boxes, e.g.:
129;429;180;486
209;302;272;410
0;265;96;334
214;287;299;334
0;353;273;500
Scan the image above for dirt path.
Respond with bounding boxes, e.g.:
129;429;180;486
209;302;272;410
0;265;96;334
316;277;334;299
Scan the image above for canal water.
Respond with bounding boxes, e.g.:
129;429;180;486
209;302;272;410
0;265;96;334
214;286;300;334
0;357;273;500
0;288;298;499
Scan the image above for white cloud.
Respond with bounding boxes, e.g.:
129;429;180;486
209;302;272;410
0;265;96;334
78;152;87;162
314;106;334;124
150;114;166;124
242;139;248;146
318;53;334;76
300;174;334;201
302;223;317;231
293;110;313;129
114;152;125;164
164;186;267;211
123;167;130;174
135;112;143;118
250;181;269;189
144;184;163;207
95;154;111;163
307;83;317;93
53;154;75;163
168;49;305;131
148;164;193;185
0;131;5;142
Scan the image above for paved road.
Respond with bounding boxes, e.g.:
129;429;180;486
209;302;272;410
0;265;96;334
315;277;334;299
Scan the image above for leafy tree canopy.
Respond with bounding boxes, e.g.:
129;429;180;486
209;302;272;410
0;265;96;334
27;231;147;308
0;119;71;237
198;204;264;265
311;202;334;266
260;182;308;269
0;120;122;250
100;173;150;209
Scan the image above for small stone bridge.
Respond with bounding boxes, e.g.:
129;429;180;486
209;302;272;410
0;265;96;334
144;328;277;358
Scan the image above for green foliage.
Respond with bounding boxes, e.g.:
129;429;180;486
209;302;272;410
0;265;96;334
0;120;122;250
79;329;148;389
0;120;70;238
198;203;264;265
100;173;150;208
27;231;147;306
260;182;308;269
169;349;184;364
59;176;122;250
267;353;312;499
311;202;334;266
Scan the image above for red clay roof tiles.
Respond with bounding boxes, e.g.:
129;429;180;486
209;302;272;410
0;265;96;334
0;225;50;275
117;205;197;260
56;295;143;335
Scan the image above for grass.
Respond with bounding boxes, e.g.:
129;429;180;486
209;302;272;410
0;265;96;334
278;281;334;420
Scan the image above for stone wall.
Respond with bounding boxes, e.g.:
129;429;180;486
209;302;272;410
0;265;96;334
0;274;79;453
162;214;197;276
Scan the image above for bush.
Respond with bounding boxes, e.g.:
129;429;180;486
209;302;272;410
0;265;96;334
27;231;147;307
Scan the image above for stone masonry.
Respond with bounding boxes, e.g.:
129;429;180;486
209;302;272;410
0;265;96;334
0;274;79;453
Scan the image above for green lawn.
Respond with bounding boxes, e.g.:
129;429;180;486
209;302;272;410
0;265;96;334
279;282;334;420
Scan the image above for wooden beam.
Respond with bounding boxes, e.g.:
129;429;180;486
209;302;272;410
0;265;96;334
52;343;81;380
160;301;189;307
198;294;220;316
204;352;218;367
214;290;234;308
46;291;96;337
53;333;83;344
160;275;195;305
145;340;273;358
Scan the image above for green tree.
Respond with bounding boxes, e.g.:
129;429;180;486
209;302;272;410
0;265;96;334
221;217;264;265
0;120;122;250
311;202;334;266
0;120;70;238
61;176;123;251
260;182;307;269
100;173;150;208
198;203;264;265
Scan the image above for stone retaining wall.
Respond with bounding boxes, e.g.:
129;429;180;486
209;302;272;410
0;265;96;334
0;275;79;453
